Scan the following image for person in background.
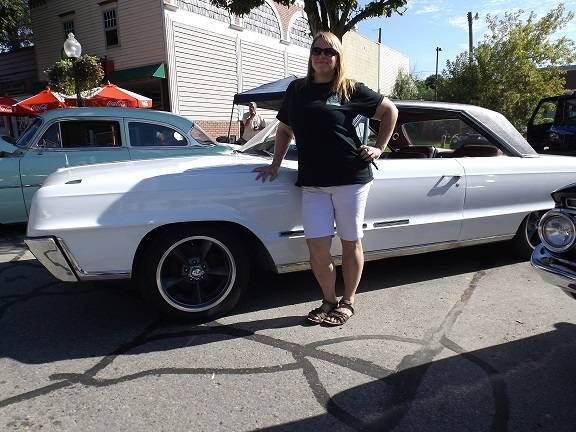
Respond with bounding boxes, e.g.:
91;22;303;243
241;102;266;142
253;31;398;327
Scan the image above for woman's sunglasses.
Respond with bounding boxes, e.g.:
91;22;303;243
310;47;338;57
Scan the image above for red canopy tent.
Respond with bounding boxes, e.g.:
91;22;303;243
0;96;18;115
80;83;152;108
12;88;68;115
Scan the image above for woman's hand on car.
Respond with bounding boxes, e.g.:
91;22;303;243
253;164;279;182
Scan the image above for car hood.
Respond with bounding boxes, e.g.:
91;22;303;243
42;152;294;189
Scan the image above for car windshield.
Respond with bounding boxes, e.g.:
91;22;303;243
237;115;369;158
189;123;216;146
15;117;42;148
237;120;280;154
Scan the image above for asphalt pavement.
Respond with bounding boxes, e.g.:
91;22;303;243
2;224;576;432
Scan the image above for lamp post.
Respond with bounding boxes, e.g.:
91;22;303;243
467;11;479;63
63;33;83;107
435;46;442;101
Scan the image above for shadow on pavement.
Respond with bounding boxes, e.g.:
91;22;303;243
258;322;576;432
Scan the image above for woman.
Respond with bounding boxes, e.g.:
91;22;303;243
254;32;398;326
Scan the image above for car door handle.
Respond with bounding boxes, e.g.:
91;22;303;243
442;174;461;179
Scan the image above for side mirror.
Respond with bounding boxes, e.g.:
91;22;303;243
215;136;230;143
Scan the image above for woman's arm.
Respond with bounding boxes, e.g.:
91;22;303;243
360;97;399;161
253;121;294;182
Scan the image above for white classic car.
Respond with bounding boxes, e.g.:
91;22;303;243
25;101;576;320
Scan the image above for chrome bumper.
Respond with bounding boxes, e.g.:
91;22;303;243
24;237;79;282
530;244;576;295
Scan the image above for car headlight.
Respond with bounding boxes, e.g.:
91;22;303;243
539;210;576;253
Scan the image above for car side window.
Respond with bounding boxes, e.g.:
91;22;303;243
59;121;122;148
129;122;187;147
407;119;496;147
38;123;62;148
533;101;558;126
563;98;576;125
384;118;503;158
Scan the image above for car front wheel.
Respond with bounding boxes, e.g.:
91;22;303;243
137;227;249;321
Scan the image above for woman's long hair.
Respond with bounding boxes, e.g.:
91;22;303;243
306;31;355;102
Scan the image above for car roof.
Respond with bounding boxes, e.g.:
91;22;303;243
392;100;536;156
38;108;194;130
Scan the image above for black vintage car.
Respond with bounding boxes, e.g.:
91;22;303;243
531;184;576;297
527;91;576;154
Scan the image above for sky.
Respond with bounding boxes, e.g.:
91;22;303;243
357;0;576;79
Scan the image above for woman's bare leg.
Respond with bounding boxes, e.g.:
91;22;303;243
306;236;337;303
340;238;364;304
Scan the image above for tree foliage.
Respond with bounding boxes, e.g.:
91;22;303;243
0;0;33;51
391;70;435;100
209;0;407;39
47;55;105;96
391;69;418;99
440;4;576;130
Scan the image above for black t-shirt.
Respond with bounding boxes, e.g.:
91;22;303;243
276;79;384;187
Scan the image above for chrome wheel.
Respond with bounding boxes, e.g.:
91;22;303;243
156;236;236;313
524;211;545;249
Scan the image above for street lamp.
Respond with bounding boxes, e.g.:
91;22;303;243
435;46;442;101
63;33;83;107
467;11;479;63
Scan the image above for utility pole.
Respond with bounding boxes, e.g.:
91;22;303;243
377;28;382;93
435;46;442;101
467;11;478;63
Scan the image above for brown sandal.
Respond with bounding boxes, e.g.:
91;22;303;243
323;300;355;326
307;299;338;324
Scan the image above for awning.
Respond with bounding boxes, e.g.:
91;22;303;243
233;75;298;111
107;62;166;83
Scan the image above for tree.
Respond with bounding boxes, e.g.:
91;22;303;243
391;69;418;99
0;0;33;51
415;76;435;100
440;4;576;130
46;55;105;96
209;0;407;40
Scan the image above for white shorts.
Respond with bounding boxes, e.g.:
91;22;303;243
301;182;372;241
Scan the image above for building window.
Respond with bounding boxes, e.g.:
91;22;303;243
176;0;229;23
62;20;75;39
289;16;312;48
103;9;119;47
244;3;281;39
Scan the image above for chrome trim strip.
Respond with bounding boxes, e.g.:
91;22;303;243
21;183;44;188
279;230;304;238
77;271;132;281
56;238;131;281
276;234;514;273
373;219;410;228
279;223;367;238
24;237;78;282
0;185;23;190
